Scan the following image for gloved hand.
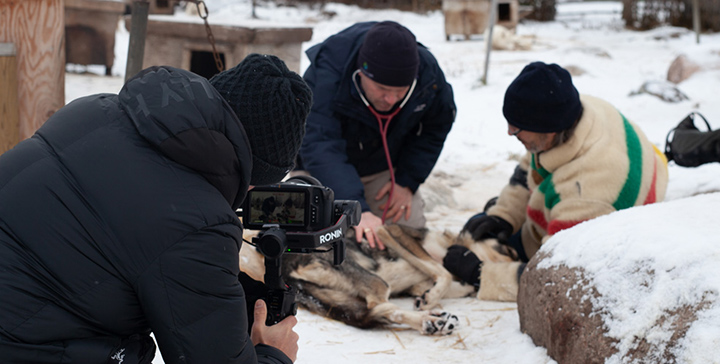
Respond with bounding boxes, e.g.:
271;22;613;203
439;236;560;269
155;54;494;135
442;245;482;287
461;214;513;243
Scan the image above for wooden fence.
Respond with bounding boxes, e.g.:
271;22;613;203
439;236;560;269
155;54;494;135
622;0;720;31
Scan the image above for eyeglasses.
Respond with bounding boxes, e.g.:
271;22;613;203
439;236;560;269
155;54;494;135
508;125;521;136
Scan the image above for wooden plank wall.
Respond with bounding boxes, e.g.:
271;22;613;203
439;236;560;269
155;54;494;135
0;0;65;144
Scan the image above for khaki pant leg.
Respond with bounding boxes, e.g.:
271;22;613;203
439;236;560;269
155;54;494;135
477;261;522;302
360;170;426;229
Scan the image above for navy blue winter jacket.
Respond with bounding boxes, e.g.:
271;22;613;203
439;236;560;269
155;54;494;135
0;67;290;364
299;21;456;211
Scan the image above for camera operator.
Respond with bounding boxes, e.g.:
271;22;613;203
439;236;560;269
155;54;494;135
0;54;311;363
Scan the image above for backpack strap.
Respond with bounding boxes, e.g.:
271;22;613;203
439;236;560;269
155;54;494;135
693;112;712;131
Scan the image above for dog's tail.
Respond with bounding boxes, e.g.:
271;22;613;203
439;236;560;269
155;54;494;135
294;282;391;329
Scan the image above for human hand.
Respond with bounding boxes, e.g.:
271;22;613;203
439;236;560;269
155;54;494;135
353;211;385;250
462;214;513;243
376;182;413;224
250;300;299;362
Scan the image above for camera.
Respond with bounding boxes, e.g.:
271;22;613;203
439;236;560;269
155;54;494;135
240;176;361;325
243;178;354;233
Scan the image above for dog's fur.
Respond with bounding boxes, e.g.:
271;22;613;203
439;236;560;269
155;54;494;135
241;224;516;335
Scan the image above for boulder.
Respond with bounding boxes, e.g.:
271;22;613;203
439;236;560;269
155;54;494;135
518;193;720;364
518;256;617;364
667;54;701;84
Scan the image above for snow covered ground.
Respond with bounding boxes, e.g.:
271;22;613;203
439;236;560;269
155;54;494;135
64;1;720;363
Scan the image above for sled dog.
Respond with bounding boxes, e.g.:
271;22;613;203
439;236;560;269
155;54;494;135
240;224;515;335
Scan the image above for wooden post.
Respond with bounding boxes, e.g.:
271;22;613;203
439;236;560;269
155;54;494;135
692;0;701;44
481;0;499;85
0;0;65;142
125;1;150;82
0;43;19;154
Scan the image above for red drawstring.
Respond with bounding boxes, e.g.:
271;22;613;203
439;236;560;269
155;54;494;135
351;70;417;223
367;106;400;223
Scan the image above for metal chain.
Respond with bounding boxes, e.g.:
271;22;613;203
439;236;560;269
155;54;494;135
192;0;225;72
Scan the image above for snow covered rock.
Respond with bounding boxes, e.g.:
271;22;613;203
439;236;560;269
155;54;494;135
517;193;720;364
488;25;534;51
629;80;688;102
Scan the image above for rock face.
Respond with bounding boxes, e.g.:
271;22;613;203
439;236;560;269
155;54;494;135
518;253;618;364
516;194;720;364
518;255;715;364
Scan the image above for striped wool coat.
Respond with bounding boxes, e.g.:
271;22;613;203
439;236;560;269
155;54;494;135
478;95;669;301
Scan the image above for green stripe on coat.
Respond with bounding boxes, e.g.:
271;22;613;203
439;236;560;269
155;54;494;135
531;155;560;210
613;114;643;210
531;113;643;212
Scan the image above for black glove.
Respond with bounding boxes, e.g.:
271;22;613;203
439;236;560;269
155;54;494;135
443;245;483;287
462;214;513;243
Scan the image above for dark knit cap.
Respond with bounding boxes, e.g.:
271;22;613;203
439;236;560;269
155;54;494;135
502;62;582;133
356;21;419;87
209;53;312;185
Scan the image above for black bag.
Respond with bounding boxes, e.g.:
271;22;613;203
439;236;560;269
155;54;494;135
664;112;720;167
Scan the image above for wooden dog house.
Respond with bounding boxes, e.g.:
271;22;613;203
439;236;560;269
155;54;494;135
126;17;312;79
139;0;175;15
65;0;126;75
443;0;520;40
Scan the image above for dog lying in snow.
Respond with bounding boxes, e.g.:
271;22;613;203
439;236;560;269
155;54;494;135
240;224;515;335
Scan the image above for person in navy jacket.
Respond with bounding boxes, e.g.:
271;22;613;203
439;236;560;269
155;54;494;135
299;21;456;249
0;54;311;363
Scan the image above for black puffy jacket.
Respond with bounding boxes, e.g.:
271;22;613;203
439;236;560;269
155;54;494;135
0;67;290;364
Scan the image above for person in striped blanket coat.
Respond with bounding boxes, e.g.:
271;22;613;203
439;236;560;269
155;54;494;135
442;61;669;301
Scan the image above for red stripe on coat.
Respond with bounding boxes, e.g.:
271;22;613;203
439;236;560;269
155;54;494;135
527;206;548;230
528;206;586;235
643;160;658;205
548;219;585;235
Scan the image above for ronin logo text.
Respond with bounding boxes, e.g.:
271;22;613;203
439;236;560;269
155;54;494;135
319;228;343;243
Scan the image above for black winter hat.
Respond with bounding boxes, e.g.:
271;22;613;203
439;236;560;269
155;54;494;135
210;53;312;185
502;62;582;133
356;21;419;87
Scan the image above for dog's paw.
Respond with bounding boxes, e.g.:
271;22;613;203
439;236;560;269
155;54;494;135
421;311;459;335
414;288;444;311
414;291;429;310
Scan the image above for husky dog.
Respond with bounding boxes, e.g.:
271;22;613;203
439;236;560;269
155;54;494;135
240;224;515;335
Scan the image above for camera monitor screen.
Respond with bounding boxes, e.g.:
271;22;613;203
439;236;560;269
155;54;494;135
246;190;306;227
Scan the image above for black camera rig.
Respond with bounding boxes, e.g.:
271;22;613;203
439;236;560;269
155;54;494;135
240;176;361;325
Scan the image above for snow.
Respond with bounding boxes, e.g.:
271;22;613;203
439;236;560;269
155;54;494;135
64;1;720;363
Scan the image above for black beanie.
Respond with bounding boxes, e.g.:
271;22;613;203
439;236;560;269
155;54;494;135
209;54;312;185
502;62;582;133
356;21;419;87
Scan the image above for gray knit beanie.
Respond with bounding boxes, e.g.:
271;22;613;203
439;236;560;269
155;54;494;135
209;54;312;185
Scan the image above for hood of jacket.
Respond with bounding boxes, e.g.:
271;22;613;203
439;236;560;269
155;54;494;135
118;66;252;209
